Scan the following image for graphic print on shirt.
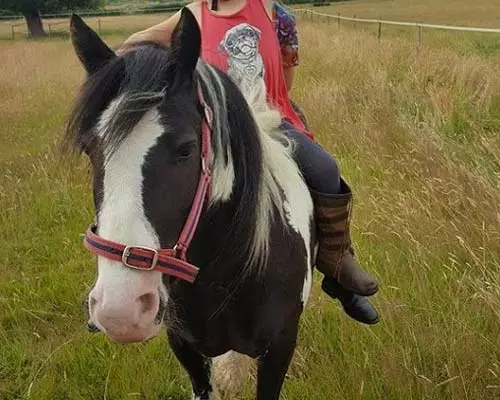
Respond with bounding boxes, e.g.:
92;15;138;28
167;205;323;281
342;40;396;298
219;23;265;94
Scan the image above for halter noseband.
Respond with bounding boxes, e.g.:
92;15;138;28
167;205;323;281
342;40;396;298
83;83;213;284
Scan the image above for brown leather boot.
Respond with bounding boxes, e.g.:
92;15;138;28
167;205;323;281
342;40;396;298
312;180;378;296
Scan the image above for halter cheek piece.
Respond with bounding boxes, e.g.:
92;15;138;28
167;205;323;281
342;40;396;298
83;83;213;284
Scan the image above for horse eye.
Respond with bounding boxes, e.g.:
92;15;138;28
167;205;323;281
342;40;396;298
176;142;196;161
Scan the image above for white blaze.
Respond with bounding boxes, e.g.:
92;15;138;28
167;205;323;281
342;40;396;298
93;106;165;315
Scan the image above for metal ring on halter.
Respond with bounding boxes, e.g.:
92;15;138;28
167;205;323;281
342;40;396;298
173;243;186;259
201;158;209;174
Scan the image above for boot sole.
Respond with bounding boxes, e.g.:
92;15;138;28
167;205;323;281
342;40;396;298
345;310;380;325
345;283;379;297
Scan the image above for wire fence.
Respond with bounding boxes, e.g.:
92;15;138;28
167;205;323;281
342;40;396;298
4;17;103;40
1;8;179;40
3;5;500;41
0;4;184;40
292;7;500;49
295;8;500;33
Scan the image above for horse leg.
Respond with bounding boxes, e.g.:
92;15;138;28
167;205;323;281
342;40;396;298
256;323;299;400
168;331;217;400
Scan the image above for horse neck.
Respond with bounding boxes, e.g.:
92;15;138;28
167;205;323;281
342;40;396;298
192;104;263;280
190;65;291;283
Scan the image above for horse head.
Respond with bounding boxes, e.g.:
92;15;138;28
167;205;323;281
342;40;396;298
68;9;205;343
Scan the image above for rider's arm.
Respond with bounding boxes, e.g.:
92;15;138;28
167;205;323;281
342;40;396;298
120;11;181;51
121;2;207;51
273;3;299;92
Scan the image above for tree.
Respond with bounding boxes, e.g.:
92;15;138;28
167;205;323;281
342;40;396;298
0;0;103;38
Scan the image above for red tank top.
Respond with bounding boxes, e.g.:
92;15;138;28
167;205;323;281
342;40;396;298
200;0;312;139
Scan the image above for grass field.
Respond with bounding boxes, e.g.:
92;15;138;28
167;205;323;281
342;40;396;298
1;3;500;400
315;0;500;27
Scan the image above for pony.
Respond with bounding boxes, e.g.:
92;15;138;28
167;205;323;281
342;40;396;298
66;9;314;400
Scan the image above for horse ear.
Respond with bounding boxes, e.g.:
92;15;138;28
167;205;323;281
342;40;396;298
170;8;201;79
70;14;116;74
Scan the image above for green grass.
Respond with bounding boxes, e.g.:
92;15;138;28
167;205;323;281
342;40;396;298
1;7;500;400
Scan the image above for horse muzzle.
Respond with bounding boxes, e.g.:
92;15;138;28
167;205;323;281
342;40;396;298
84;287;167;343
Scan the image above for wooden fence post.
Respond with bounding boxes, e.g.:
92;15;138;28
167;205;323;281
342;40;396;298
48;24;52;36
353;15;356;29
417;24;422;50
11;25;15;40
337;13;340;30
378;19;382;40
98;18;102;33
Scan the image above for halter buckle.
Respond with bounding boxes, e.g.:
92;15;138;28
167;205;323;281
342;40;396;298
121;245;159;271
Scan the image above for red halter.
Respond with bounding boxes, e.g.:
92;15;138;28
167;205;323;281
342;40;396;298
83;83;213;284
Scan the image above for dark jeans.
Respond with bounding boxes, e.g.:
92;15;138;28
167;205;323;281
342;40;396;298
280;121;341;195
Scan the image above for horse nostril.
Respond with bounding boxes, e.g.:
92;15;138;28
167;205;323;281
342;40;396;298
137;293;156;314
87;321;100;333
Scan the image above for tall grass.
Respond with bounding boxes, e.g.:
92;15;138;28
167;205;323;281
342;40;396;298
0;12;499;400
